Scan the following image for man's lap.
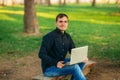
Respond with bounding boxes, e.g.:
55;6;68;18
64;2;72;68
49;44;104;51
44;58;86;77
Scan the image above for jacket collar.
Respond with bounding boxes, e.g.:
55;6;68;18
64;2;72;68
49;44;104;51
55;28;66;35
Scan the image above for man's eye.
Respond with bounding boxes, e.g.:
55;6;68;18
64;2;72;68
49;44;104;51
59;21;68;23
59;21;63;23
64;21;68;23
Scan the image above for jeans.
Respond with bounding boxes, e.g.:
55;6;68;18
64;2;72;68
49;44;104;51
44;58;86;80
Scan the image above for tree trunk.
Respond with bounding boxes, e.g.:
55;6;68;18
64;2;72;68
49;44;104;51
92;0;96;7
0;0;3;6
107;0;110;4
63;0;66;5
1;0;5;6
76;0;79;4
12;0;15;5
48;0;51;6
39;0;42;4
116;0;120;4
59;0;62;6
24;0;39;34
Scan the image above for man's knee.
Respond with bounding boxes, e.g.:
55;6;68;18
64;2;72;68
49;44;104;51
73;64;81;71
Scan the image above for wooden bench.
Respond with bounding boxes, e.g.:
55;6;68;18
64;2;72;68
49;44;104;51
83;60;96;76
32;60;96;80
32;75;69;80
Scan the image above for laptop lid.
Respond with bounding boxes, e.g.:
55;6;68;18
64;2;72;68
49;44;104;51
70;46;88;65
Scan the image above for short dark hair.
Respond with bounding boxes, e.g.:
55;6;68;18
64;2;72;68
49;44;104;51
56;13;69;22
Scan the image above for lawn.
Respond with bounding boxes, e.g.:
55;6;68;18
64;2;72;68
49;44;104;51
0;4;120;63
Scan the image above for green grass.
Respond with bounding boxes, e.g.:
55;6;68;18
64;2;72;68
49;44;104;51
0;4;120;62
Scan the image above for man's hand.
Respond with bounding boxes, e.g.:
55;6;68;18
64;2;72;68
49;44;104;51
83;57;89;63
57;61;65;68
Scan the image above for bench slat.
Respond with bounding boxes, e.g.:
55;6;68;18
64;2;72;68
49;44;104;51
32;74;53;80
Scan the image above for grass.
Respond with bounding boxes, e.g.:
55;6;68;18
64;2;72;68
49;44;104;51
0;4;120;63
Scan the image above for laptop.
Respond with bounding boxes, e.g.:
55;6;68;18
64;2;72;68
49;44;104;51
70;46;88;65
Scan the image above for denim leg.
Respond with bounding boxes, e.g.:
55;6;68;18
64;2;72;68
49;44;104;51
71;62;86;80
64;58;86;80
44;64;86;80
72;64;86;80
78;62;86;71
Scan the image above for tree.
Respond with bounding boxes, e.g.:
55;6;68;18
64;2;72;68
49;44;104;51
38;0;42;4
12;0;16;5
63;0;66;5
76;0;79;4
59;0;62;6
107;0;110;4
92;0;96;7
24;0;39;34
0;0;4;6
48;0;51;6
44;0;51;6
59;0;66;6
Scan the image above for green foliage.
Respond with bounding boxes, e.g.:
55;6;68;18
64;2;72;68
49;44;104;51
0;4;120;62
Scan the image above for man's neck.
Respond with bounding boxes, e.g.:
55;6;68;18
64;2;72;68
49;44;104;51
56;28;65;34
61;31;65;34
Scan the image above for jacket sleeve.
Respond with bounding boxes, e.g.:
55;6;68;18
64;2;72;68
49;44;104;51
38;36;58;66
68;34;75;54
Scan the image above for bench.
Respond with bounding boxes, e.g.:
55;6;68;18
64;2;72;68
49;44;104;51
32;75;69;80
83;60;96;76
32;60;96;80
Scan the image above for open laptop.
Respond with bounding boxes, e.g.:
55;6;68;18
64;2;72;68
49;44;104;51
70;46;88;65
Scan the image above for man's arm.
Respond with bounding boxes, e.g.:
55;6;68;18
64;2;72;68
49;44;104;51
38;36;58;66
67;34;75;53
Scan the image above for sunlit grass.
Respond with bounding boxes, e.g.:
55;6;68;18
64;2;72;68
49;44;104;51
37;12;56;19
0;13;16;21
0;10;24;15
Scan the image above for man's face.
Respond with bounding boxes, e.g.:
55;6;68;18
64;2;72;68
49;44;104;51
56;16;68;32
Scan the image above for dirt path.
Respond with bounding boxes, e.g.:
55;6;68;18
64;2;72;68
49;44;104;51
87;59;120;80
0;54;120;80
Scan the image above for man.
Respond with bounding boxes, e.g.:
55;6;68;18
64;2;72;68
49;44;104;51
39;13;88;80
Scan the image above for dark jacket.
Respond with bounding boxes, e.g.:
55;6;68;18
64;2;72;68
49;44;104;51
38;28;75;73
